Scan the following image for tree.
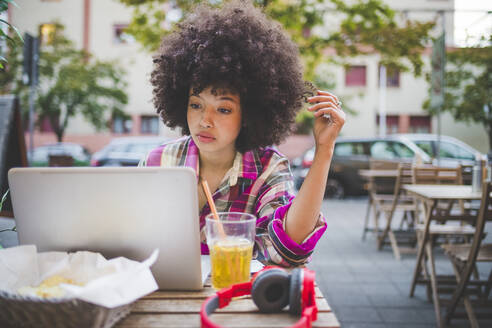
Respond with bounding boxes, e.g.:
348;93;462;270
1;23;129;141
424;38;492;152
118;0;434;79
0;0;22;69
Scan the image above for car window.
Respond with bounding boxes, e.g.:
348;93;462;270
414;141;433;157
334;142;365;156
437;141;475;160
391;142;414;158
334;143;352;156
370;141;396;159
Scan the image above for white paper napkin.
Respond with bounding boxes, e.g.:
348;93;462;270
0;245;159;308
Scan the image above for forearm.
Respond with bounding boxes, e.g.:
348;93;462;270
285;146;334;244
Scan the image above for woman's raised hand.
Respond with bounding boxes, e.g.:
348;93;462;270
307;90;346;153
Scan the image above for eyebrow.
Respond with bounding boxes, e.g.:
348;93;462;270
190;95;238;102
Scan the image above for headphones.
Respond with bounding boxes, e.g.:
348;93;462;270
200;266;318;328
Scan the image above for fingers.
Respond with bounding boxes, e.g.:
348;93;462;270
311;107;345;122
307;90;340;107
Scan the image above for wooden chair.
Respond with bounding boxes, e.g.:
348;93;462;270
441;181;492;327
413;165;463;185
376;162;418;259
361;159;399;240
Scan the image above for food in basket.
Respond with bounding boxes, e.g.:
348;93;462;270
17;275;83;298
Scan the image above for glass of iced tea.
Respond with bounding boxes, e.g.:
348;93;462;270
205;212;256;290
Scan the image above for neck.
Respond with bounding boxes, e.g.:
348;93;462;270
199;148;236;172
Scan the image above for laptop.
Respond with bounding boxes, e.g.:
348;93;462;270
8;166;204;291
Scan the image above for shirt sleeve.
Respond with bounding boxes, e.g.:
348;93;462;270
253;156;327;267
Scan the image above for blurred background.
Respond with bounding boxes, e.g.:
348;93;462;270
0;0;491;187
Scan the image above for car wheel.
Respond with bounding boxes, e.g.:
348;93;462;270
324;178;345;199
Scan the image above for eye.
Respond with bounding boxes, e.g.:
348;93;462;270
218;107;231;114
189;103;201;110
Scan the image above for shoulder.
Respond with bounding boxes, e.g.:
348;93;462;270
144;136;192;166
255;146;289;167
247;146;290;175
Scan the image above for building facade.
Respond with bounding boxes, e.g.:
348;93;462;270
8;0;488;153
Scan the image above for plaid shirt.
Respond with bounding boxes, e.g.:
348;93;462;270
140;136;326;267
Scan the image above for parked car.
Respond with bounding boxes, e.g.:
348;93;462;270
90;136;168;167
29;143;91;167
292;134;486;198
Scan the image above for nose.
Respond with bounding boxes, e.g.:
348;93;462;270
199;107;214;128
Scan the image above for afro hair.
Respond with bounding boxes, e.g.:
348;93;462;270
151;0;306;152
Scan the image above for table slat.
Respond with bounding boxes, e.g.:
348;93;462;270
132;296;331;313
117;312;339;328
143;286;324;300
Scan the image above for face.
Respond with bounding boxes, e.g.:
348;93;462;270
187;86;242;157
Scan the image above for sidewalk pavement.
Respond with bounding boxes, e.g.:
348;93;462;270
310;197;492;328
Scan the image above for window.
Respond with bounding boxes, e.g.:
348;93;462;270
370;141;396;160
379;65;400;87
112;117;133;134
140;115;159;134
39;23;57;45
370;141;414;160
334;142;365;157
345;65;366;86
376;115;399;134
409;116;431;133
414;140;434;157
334;143;352;156
392;142;414;158
436;141;475;160
113;24;135;44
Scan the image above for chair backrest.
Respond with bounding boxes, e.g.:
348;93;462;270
369;159;400;170
391;162;413;194
412;165;463;185
368;159;400;195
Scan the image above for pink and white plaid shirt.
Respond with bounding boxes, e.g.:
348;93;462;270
141;136;326;267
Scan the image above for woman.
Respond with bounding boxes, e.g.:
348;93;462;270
141;0;345;267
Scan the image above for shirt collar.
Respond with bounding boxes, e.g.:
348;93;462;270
185;136;259;186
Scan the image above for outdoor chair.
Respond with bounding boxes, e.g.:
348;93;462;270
375;162;418;260
441;181;492;328
361;159;400;241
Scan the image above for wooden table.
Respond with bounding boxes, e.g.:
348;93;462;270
403;184;482;327
116;278;340;328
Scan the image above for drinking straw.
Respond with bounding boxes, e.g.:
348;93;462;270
201;180;226;238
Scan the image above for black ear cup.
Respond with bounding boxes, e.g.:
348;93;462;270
289;268;302;315
251;269;290;313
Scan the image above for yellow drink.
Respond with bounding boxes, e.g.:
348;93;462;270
209;237;253;289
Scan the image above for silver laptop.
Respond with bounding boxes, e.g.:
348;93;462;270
8;167;203;291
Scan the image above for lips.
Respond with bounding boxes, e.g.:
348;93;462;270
197;132;216;143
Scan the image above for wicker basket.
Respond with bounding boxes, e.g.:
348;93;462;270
0;290;132;328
